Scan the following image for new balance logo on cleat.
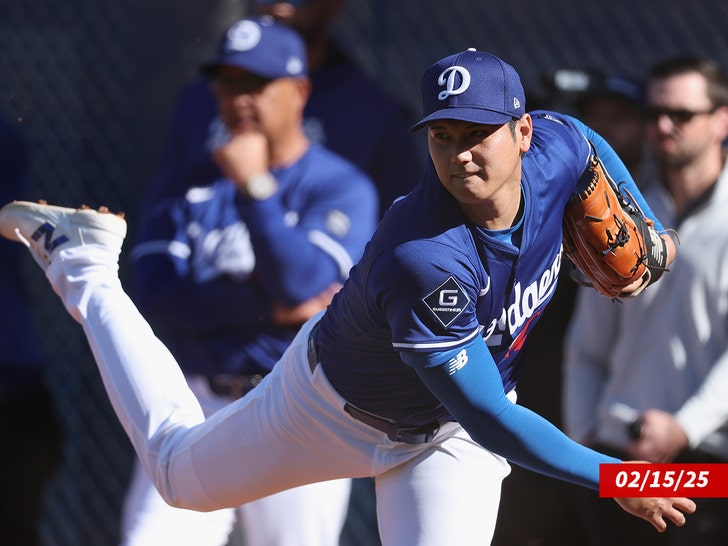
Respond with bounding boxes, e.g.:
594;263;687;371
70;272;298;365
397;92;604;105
0;200;127;271
31;222;70;253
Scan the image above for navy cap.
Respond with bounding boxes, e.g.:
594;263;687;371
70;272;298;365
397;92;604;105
412;49;525;131
545;68;644;108
591;73;644;106
201;16;307;79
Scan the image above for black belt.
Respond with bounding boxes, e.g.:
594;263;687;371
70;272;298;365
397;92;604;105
207;373;264;399
307;325;440;444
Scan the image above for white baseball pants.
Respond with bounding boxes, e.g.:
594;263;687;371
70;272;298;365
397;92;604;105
47;245;511;546
120;377;352;546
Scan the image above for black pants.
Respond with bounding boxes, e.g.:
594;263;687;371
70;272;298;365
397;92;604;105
575;444;728;546
0;383;63;546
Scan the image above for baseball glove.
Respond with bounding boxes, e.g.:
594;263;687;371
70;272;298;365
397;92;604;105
562;154;669;299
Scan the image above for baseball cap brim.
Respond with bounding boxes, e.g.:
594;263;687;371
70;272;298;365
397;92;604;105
411;107;515;131
200;56;279;80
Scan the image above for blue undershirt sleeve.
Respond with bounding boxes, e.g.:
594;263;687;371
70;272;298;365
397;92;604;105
402;336;620;490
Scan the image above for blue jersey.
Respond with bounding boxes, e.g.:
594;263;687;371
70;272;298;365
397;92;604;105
140;46;422;216
317;111;660;426
132;143;378;377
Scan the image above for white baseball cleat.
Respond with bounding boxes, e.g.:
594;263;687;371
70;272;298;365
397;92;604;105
0;200;127;270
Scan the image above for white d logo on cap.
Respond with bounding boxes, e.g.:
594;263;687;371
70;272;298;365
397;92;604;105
437;66;471;101
227;20;262;52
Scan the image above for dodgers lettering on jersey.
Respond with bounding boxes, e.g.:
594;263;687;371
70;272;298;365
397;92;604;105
485;249;562;355
317;111;592;424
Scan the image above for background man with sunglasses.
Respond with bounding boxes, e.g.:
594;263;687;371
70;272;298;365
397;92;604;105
563;55;728;545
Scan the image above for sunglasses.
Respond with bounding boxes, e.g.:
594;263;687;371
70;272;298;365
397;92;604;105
645;106;716;125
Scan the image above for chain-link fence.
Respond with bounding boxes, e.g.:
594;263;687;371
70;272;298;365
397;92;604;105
1;1;727;544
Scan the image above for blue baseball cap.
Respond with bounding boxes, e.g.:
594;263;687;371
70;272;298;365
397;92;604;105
201;16;307;79
544;68;644;110
411;49;525;131
586;73;644;107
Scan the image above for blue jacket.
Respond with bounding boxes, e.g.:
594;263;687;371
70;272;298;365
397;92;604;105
132;143;378;377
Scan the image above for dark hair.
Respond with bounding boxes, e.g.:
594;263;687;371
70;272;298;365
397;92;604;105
649;55;728;108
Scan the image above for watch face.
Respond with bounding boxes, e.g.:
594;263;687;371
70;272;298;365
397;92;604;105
247;172;278;200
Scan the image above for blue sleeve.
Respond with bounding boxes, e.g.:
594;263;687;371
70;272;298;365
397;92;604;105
569;116;666;234
132;199;272;333
402;335;620;490
235;170;378;305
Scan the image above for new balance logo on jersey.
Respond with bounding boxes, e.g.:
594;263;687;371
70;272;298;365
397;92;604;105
31;222;69;253
447;349;469;375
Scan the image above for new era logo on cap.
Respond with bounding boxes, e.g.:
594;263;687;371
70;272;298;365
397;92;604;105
412;49;526;130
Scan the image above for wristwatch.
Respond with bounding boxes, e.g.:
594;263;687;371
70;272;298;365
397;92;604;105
245;172;278;200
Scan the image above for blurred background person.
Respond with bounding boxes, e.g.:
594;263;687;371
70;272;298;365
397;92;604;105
0;115;63;546
563;55;728;546
141;0;422;219
575;72;650;186
121;18;378;546
541;67;649;184
132;5;422;540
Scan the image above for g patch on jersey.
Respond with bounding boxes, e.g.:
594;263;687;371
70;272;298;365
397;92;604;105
422;276;471;327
